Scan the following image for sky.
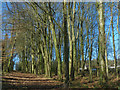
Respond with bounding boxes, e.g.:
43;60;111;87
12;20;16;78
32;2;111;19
0;1;2;40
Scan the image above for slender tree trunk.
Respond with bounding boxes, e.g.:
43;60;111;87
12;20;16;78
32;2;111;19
80;19;84;76
63;1;69;86
80;4;85;76
67;2;73;79
98;1;107;82
25;33;28;72
58;26;63;79
97;35;100;77
105;46;108;78
72;1;77;78
89;43;92;82
41;26;50;77
111;3;117;78
2;33;8;72
31;32;35;74
77;32;80;74
48;20;52;77
116;1;119;79
96;2;100;78
48;10;62;80
86;13;92;81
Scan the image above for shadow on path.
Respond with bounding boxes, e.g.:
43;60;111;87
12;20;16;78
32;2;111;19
2;72;63;90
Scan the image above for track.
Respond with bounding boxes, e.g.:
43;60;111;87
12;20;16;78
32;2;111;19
2;72;63;90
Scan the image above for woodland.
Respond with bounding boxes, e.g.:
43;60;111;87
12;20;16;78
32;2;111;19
1;1;120;89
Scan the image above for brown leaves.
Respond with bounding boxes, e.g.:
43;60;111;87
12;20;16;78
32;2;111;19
2;72;63;89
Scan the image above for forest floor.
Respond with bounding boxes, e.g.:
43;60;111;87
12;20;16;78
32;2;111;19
70;73;120;89
2;71;63;90
1;71;120;89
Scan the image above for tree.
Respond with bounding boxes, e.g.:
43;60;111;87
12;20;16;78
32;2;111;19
80;3;85;76
98;1;107;82
111;2;118;78
63;0;69;86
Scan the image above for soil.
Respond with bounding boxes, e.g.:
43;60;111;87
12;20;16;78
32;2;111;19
2;71;63;90
2;71;120;89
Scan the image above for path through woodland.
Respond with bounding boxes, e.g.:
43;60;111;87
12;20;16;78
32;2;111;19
2;71;120;89
2;71;63;90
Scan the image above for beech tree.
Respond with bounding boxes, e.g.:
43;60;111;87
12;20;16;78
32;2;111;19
2;1;119;87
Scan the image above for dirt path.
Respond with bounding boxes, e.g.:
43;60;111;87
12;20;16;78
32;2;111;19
2;72;63;90
2;71;120;89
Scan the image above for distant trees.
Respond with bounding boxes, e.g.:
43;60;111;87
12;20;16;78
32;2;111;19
2;1;119;86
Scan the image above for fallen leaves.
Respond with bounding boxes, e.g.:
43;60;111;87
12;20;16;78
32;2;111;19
2;72;63;89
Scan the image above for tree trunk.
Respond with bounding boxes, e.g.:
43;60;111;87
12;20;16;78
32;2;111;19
80;20;84;76
98;1;107;82
111;3;117;78
72;1;77;78
31;32;35;74
63;1;69;86
67;2;73;79
48;10;62;80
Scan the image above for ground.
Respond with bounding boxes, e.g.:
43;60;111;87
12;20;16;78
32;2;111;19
70;74;120;88
2;71;63;90
1;71;120;89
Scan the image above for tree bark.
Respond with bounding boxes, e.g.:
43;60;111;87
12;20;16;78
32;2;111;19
111;3;118;78
98;1;107;82
63;1;69;86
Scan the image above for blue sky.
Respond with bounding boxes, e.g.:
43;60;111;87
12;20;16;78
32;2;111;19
0;1;2;40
